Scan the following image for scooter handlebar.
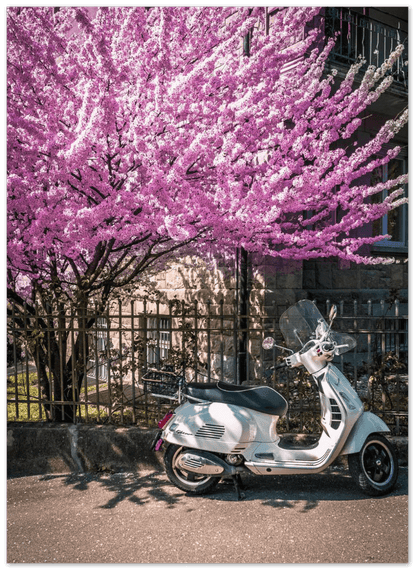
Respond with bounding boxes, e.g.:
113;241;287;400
264;362;286;378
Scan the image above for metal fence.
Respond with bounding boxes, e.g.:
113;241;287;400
7;297;408;434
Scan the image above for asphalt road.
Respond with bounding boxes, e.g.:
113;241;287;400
7;467;408;564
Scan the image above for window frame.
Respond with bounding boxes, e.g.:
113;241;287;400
372;154;408;253
88;317;109;382
147;317;171;366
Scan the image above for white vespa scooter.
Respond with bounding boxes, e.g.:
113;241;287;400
152;300;398;499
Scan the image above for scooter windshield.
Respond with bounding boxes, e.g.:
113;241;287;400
279;300;356;355
279;300;324;350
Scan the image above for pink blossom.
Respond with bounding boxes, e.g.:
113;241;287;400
7;6;408;304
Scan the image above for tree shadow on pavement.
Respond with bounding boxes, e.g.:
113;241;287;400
209;469;408;508
39;467;407;511
40;470;184;510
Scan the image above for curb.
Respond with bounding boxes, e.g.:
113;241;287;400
7;423;164;478
7;422;408;479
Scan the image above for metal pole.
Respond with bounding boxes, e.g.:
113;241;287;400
237;247;249;384
235;18;254;385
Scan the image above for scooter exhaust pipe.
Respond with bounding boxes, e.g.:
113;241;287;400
176;450;238;476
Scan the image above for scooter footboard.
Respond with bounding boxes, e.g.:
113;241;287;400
340;411;390;456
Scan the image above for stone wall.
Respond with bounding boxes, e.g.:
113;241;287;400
144;254;408;317
133;254;407;382
301;258;408;306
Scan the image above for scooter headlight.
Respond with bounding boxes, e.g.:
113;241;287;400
321;342;335;353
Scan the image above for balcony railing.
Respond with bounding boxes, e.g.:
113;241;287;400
325;8;408;88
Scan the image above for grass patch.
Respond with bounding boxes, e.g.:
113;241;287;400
7;371;109;422
7;371;148;423
7;372;46;421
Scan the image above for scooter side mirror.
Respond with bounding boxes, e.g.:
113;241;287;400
262;337;275;350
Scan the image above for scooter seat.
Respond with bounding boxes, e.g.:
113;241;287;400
183;381;288;416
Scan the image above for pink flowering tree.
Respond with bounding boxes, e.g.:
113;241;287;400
7;7;407;420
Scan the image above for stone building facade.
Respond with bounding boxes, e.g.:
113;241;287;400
90;7;407;389
150;7;409;317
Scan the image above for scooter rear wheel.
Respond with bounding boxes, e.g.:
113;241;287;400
348;434;398;496
164;444;221;495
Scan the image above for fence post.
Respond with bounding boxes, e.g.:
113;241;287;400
367;299;372;366
220;299;224;382
194;300;199;383
130;300;136;424
143;298;148;425
236;247;249;385
395;299;400;358
207;300;211;383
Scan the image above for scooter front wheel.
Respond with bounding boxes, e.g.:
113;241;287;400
164;444;221;495
348;434;398;496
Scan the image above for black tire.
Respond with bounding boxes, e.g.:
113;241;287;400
348;434;398;496
164;444;221;495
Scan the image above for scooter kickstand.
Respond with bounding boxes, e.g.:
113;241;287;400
232;474;245;501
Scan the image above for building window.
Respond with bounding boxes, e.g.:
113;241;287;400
147;317;171;365
371;157;408;250
89;317;109;381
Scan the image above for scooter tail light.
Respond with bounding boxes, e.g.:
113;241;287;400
158;411;174;429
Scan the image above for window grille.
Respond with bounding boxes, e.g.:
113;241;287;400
147;317;171;365
89;317;109;381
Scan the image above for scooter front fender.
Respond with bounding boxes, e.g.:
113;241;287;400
340;411;390;456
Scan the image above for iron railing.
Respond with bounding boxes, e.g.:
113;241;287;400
7;298;408;434
325;8;408;88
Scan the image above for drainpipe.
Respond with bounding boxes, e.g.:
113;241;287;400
235;13;254;385
236;247;249;385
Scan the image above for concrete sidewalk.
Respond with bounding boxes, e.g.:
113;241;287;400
7;422;408;479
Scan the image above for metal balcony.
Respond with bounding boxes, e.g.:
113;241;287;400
325;8;408;89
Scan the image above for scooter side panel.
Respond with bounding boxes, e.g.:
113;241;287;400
162;401;258;454
339;411;390;455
